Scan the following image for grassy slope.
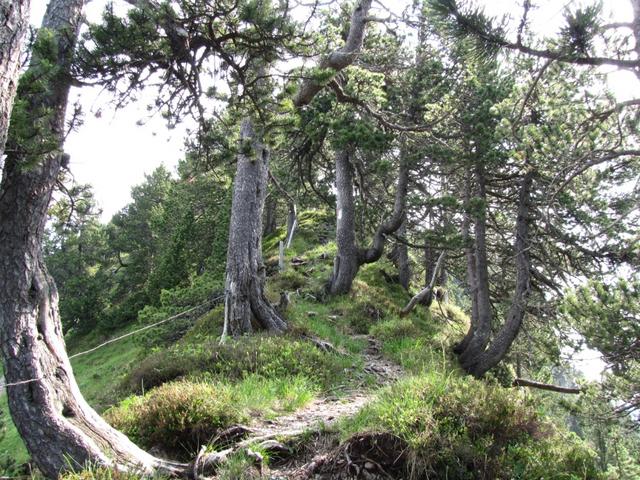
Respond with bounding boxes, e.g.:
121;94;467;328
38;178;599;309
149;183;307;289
0;209;604;478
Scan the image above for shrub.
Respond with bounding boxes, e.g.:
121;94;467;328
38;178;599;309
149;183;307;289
125;334;355;393
105;380;245;458
340;374;602;479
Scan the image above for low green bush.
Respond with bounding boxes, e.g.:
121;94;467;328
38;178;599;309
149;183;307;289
105;380;245;458
125;334;356;393
340;374;602;479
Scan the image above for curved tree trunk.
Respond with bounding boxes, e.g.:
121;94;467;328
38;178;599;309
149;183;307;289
327;149;409;295
465;170;533;377
0;0;31;161
222;118;287;337
0;0;187;476
458;162;492;368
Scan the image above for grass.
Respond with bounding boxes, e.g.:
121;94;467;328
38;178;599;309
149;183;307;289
337;373;602;479
105;373;318;459
0;208;613;477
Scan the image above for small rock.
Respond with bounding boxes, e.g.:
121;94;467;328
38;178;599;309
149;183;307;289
307;311;318;317
364;462;375;471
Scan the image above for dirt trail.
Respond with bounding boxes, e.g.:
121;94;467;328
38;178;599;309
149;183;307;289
250;336;403;439
229;335;404;479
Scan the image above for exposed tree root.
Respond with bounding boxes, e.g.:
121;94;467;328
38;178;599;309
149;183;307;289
296;432;410;480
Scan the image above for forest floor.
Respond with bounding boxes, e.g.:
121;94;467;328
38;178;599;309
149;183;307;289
224;334;406;479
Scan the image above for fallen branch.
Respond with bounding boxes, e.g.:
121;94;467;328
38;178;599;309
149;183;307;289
512;378;581;394
400;251;445;316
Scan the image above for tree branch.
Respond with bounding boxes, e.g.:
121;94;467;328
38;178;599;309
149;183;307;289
294;0;373;107
512;378;581;394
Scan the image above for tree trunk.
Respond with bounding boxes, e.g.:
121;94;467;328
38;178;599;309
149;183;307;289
0;0;186;476
458;162;492;368
222;118;287;337
390;219;410;290
327;149;361;295
262;195;277;237
453;176;479;354
464;170;533;377
327;149;409;295
0;0;30;161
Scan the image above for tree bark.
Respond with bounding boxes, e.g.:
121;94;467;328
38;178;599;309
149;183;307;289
400;251;445;316
464;170;533;377
0;0;30;161
327;149;361;295
262;195;277;237
327;150;409;295
512;378;581;394
222;118;287;337
453;176;479;354
293;0;373;107
389;219;410;290
0;0;187;476
458;162;492;368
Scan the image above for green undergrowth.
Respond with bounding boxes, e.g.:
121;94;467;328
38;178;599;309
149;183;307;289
338;373;602;479
105;376;315;459
0;208;613;478
125;331;360;394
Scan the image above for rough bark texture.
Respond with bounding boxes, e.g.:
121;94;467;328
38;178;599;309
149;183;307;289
222;118;287;337
0;0;188;477
453;177;479;354
0;0;30;160
293;0;373;107
458;163;492;368
327;150;409;295
328;149;361;295
465;170;533;377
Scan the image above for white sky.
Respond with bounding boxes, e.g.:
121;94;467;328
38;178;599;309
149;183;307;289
28;0;638;221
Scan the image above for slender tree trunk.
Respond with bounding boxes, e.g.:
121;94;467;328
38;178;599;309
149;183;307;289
0;0;30;160
458;162;492;368
465;170;533;377
0;0;186;476
263;195;277;237
391;219;410;290
328;150;409;295
454;176;479;354
328;149;361;295
222;118;287;337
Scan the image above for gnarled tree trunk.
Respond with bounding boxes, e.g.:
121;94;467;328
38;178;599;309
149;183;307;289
458;162;492;368
0;0;31;160
464;170;533;377
328;149;409;295
222;118;287;337
0;0;186;476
